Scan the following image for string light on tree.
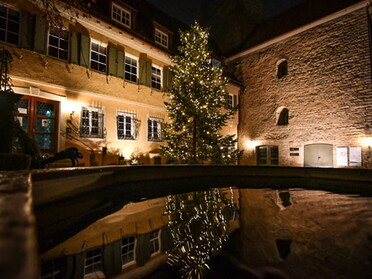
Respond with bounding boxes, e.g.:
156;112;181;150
161;22;242;164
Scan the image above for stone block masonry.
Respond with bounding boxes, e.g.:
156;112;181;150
232;6;372;167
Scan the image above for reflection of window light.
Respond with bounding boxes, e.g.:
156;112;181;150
149;229;161;255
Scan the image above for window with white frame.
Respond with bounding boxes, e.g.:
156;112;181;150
151;65;162;90
48;30;69;61
227;94;235;110
0;4;20;45
154;28;168;48
90;40;107;73
81;107;105;138
337;146;362;167
117;111;136;140
149;229;160;255
112;3;131;28
124;55;138;83
148;117;162;142
121;236;136;266
84;247;104;278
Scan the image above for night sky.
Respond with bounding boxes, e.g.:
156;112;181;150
147;0;307;24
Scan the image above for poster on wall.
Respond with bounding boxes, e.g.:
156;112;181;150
349;147;362;166
336;147;348;166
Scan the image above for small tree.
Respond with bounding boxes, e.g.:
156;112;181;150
162;23;241;164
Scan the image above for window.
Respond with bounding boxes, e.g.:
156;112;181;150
112;3;131;28
0;5;20;45
256;145;279;166
48;30;69;61
121;236;136;266
276;59;288;78
337;146;362;167
124;55;138;82
154;28;168;48
148;117;162;142
90;40;107;73
151;65;162;90
84;247;104;278
149;229;160;255
117;112;136;140
40;258;64;279
227;94;237;110
81;107;105;138
211;58;221;68
276;107;289;125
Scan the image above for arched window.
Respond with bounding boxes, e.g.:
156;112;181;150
276;107;289;125
276;59;288;78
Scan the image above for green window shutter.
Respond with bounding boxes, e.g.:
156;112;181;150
20;11;34;50
163;66;172;92
70;31;80;65
108;46;118;76
139;59;152;87
135;233;150;266
80;34;90;68
102;240;122;277
145;61;152;87
117;50;124;78
139;58;146;85
160;226;172;253
33;17;47;54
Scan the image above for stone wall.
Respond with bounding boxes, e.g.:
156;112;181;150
232;7;372;167
227;188;372;279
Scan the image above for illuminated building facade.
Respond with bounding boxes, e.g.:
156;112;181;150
228;0;372;168
0;0;240;166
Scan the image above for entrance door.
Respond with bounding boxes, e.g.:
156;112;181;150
16;96;59;154
304;144;333;167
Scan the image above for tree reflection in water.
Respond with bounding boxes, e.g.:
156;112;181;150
165;188;236;278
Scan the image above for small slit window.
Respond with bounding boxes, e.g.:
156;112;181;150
276;59;288;78
276;107;289;125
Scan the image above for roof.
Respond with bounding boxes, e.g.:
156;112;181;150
89;0;187;54
227;0;364;57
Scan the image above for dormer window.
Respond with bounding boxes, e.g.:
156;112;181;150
154;28;168;48
112;2;131;28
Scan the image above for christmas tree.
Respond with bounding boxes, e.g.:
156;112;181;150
165;188;236;278
162;23;242;164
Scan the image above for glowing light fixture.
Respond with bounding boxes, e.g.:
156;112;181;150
361;137;372;147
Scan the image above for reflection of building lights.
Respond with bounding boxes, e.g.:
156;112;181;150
361;137;372;147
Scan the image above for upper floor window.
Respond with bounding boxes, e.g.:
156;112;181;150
148;117;162;142
276;59;288;78
227;93;237;110
154;28;168;48
81;106;105;139
117;111;137;140
48;30;69;61
112;3;131;28
121;236;136;267
276;107;289;125
0;5;20;45
90;40;107;73
84;247;104;278
149;229;160;255
125;54;138;82
151;65;162;90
